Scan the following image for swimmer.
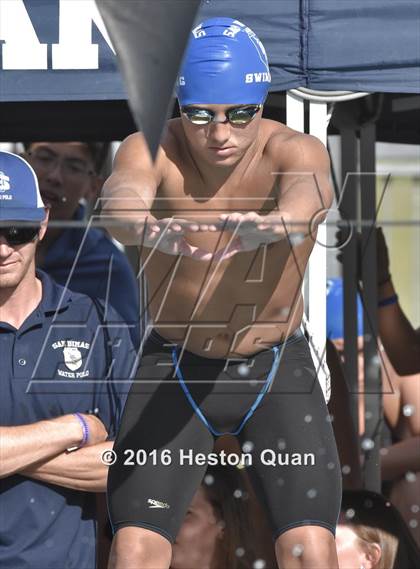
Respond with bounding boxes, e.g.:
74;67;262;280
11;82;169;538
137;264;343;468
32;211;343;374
104;17;341;569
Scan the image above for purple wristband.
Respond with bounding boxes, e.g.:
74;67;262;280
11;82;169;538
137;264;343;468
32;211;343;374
74;413;89;447
378;294;398;308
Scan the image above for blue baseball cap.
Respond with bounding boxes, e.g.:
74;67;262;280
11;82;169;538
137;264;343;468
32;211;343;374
177;18;271;105
0;151;45;222
327;278;364;340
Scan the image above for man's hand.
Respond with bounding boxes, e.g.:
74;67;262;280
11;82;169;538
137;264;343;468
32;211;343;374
139;217;215;261
214;212;291;260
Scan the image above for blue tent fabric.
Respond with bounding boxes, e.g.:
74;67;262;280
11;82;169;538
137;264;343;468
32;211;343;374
198;0;420;93
0;0;419;102
306;1;420;92
194;2;305;92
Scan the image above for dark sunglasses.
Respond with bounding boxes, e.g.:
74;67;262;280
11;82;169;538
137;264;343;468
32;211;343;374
181;104;262;125
0;225;40;245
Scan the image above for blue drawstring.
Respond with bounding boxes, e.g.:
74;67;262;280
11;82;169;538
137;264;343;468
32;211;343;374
171;345;281;436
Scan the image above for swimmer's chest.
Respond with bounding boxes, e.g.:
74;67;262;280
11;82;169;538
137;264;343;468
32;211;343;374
152;155;280;219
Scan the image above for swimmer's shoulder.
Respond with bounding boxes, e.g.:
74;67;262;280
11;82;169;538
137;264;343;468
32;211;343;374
162;118;186;155
116;130;174;180
117;121;192;186
260;118;330;170
159;119;192;172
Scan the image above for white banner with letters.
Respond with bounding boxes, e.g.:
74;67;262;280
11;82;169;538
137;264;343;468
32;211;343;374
0;0;126;101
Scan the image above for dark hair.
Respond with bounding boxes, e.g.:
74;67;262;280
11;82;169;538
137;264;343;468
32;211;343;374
23;142;110;174
84;142;110;174
202;466;256;569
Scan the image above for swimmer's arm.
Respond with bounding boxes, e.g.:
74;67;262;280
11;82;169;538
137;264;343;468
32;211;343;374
269;134;333;236
101;133;162;245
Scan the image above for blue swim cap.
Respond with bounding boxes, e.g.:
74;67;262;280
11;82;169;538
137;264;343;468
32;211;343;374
177;17;271;106
326;278;364;340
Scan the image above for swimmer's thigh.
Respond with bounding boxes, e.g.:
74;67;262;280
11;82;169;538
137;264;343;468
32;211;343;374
238;339;342;538
107;364;214;543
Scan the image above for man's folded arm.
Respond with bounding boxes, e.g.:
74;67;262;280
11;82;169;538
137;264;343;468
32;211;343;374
0;415;84;478
22;441;113;492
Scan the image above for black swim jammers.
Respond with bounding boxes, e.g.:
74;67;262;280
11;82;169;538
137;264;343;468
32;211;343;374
107;328;342;543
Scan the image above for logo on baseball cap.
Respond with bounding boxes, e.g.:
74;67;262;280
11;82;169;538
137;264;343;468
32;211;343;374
0;150;45;222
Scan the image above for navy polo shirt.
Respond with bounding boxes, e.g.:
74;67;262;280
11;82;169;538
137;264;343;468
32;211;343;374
0;271;136;569
41;205;140;349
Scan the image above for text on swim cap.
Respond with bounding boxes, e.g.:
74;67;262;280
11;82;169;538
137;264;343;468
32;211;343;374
192;25;206;39
245;72;271;83
223;25;242;38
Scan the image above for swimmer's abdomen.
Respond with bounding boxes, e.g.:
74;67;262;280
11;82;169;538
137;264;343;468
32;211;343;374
140;238;310;357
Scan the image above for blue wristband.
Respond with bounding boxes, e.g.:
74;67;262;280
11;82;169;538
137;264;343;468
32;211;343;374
74;413;89;447
378;294;398;308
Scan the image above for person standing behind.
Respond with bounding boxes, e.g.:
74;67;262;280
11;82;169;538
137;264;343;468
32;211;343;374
0;151;136;569
326;278;420;546
374;227;419;375
24;141;140;348
336;227;419;375
171;466;259;569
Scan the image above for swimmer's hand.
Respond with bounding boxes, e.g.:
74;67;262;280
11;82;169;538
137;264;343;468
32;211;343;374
214;212;291;260
141;217;213;260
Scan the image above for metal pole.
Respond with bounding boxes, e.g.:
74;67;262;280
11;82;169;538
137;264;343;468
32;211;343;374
360;123;382;492
339;128;360;444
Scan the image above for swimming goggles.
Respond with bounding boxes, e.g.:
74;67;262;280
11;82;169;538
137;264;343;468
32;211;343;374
181;104;262;125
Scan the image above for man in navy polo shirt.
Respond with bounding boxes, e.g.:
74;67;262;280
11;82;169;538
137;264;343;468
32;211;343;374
24;141;140;349
0;151;136;568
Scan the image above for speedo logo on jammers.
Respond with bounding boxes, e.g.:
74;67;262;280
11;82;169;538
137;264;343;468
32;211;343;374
147;498;170;509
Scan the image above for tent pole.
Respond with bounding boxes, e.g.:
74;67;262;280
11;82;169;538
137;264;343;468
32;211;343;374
360;123;382;492
286;92;330;403
339;128;361;448
308;101;330;402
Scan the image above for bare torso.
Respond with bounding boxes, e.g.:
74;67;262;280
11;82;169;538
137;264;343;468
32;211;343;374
141;118;316;358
